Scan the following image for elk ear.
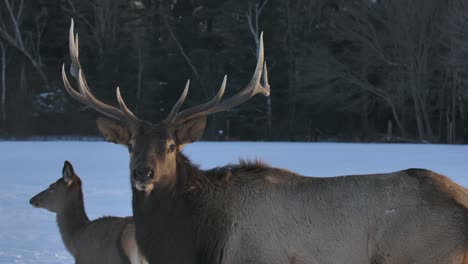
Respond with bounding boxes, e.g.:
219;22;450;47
62;161;75;186
96;117;131;145
175;116;206;147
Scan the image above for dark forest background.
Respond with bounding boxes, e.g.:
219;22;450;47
1;0;468;143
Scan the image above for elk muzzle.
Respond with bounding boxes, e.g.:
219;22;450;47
29;194;42;208
132;167;154;191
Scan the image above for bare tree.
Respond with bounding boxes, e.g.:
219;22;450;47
0;0;49;88
328;0;447;141
62;0;121;58
281;0;329;140
375;0;444;141
328;1;409;138
438;0;468;143
163;15;200;80
246;0;270;48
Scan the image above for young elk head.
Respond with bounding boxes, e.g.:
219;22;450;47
62;19;269;192
29;161;79;212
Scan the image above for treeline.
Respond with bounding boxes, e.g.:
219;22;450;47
0;0;467;143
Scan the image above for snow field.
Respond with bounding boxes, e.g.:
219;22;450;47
0;141;466;263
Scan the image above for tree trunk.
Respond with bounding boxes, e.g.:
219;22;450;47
419;94;433;139
286;1;297;141
409;66;426;141
135;47;143;114
360;95;369;141
287;54;296;141
388;101;407;138
1;42;6;125
386;120;393;141
266;95;272;140
451;71;457;143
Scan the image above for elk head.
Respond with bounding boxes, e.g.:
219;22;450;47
62;19;270;192
29;161;79;212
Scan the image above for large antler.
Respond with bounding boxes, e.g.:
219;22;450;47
62;19;138;125
167;33;270;124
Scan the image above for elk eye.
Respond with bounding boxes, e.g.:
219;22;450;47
168;144;176;152
128;144;134;153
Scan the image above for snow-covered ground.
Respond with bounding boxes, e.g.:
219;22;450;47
0;141;467;263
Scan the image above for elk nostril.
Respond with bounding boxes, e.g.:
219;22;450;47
135;168;153;178
29;198;39;207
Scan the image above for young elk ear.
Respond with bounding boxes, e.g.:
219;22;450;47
62;161;76;186
96;117;131;145
175;116;207;149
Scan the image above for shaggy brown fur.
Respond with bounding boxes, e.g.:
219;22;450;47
95;116;468;264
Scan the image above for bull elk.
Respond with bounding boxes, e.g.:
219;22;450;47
62;19;468;263
29;161;146;264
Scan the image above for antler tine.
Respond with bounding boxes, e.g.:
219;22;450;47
61;19;90;104
62;64;88;103
116;87;138;121
189;33;269;121
168;33;269;124
62;18;138;124
167;80;190;122
172;75;227;124
69;19;80;78
236;32;268;97
262;62;270;96
205;32;269;114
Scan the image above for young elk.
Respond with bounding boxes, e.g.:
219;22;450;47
63;19;468;264
29;161;146;264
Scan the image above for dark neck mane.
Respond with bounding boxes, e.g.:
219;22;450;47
132;152;216;263
131;154;278;263
174;153;207;189
56;181;90;257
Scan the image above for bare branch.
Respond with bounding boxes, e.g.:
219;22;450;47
163;16;200;79
4;0;24;49
0;0;48;87
246;0;270;50
15;0;24;23
170;34;270;124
